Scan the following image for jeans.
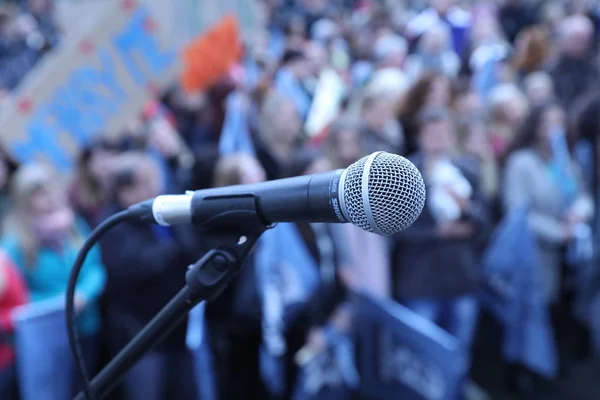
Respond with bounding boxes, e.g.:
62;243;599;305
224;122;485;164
12;300;74;400
121;349;198;400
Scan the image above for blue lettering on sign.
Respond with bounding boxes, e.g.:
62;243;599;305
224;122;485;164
13;108;70;169
11;6;175;172
114;8;176;86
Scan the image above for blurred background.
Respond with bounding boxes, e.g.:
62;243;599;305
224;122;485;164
0;0;599;399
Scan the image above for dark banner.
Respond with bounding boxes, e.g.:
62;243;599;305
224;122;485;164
354;292;464;400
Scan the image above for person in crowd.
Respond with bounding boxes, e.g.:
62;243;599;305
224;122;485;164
360;92;404;156
99;152;202;400
486;83;529;161
141;101;196;194
498;0;540;44
0;149;17;223
259;149;352;399
372;33;408;71
190;143;221;191
465;12;512;79
254;90;304;180
0;249;27;400
404;22;461;82
69;138;121;228
324;116;363;170
549;15;598;108
406;0;471;56
205;153;267;400
274;48;313;120
21;0;60;51
523;71;555;107
393;107;489;397
454;86;484;123
1;164;106;390
324;117;391;297
397;72;456;156
0;6;40;91
457;117;499;201
283;15;308;50
540;1;567;37
512;25;551;78
503;101;594;381
160;84;207;147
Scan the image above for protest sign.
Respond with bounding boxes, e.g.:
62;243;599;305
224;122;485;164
0;0;261;172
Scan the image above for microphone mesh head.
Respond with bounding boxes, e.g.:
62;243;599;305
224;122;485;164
341;152;426;236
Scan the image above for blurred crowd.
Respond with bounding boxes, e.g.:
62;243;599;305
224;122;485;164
0;0;600;399
0;0;59;96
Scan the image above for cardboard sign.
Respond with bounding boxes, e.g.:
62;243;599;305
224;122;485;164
0;0;261;172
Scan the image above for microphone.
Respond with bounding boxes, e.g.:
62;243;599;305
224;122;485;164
131;151;426;236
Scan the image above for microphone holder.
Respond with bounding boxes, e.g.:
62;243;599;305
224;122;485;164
74;216;269;400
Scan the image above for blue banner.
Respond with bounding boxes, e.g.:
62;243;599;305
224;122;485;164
11;299;73;400
355;292;463;400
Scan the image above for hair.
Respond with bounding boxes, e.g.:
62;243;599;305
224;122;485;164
326;116;361;148
6;164;76;268
397;72;456;121
487;83;529;124
456;116;484;151
513;26;550;74
73;137;120;208
257;90;301;147
325;116;362;167
281;49;305;66
457;117;500;197
114;151;161;193
213;153;261;187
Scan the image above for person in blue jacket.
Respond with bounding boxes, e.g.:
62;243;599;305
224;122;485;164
1;163;106;394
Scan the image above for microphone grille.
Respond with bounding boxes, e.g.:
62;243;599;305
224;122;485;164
340;152;426;236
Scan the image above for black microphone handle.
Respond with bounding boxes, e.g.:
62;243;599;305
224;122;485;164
190;169;347;229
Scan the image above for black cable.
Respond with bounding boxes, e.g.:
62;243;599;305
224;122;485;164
66;210;131;400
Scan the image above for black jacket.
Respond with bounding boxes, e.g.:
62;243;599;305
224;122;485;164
100;209;206;352
392;154;490;299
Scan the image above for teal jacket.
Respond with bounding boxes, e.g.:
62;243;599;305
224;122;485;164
1;219;106;336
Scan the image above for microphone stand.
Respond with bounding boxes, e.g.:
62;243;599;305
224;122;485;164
74;214;269;400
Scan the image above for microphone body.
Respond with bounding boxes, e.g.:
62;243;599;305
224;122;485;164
150;169;347;228
135;152;426;236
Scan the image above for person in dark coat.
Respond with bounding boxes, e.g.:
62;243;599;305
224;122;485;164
549;15;599;109
392;107;489;395
204;153;269;400
100;152;203;400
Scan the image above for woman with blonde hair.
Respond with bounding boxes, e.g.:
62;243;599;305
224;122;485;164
1;163;106;393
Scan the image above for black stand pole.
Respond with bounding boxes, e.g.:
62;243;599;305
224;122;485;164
74;222;267;400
